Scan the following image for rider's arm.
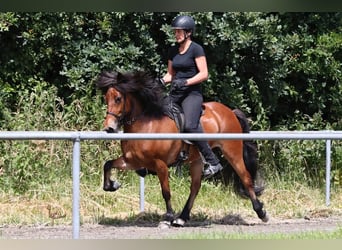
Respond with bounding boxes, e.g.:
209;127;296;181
162;59;175;84
185;55;208;86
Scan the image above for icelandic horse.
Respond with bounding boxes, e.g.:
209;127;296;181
95;70;268;226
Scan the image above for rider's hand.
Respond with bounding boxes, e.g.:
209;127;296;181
172;79;187;91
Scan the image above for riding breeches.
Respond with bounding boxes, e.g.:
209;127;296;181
170;91;220;166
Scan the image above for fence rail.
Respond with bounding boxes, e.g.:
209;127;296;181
2;130;342;140
1;130;341;239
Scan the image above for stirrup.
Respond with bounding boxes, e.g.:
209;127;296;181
202;163;223;179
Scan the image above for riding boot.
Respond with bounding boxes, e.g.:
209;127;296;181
192;140;223;179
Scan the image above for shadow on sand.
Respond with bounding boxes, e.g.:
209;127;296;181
97;211;254;228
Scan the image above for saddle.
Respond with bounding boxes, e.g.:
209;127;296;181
162;94;205;133
163;101;186;133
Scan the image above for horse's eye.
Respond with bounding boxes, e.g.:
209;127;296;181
115;96;122;104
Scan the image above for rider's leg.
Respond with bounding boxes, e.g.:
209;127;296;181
182;93;223;178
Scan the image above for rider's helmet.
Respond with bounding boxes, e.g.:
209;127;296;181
171;15;195;33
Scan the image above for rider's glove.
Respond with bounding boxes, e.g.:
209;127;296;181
172;79;187;91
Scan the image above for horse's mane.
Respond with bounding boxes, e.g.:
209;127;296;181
95;70;165;117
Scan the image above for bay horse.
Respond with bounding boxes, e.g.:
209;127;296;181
95;70;268;226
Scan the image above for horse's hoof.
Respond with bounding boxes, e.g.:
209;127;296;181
172;218;185;227
103;180;121;192
163;212;175;222
261;212;269;223
158;221;171;229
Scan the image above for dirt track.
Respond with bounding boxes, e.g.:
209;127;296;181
1;214;342;239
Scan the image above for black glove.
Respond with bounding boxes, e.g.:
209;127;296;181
172;79;187;91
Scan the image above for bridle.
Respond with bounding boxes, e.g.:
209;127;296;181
106;110;124;124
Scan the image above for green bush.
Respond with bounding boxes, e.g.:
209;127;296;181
259;111;338;188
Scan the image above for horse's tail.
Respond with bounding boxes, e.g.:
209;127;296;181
232;109;264;198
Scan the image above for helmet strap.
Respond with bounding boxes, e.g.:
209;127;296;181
178;30;190;44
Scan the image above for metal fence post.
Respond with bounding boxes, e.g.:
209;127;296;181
326;139;331;206
139;177;145;212
72;135;81;239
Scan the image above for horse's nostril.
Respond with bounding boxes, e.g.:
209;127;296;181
104;127;115;133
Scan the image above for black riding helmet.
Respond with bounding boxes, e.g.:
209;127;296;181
171;15;195;33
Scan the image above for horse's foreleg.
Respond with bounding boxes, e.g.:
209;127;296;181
173;159;203;227
103;157;125;192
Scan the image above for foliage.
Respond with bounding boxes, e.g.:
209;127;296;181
0;80;109;194
259;112;332;187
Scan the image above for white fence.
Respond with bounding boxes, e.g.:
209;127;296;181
1;130;341;239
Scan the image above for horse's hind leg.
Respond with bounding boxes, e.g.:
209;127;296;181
221;141;268;222
103;157;124;192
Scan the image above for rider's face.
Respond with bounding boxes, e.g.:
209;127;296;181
173;29;187;43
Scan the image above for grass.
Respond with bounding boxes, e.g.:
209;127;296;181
1;159;342;240
165;228;342;239
0;170;342;227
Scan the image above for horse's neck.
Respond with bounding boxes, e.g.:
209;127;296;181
125;98;143;123
123;96;178;133
124;115;177;133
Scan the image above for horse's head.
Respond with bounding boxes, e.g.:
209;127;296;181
95;71;130;133
96;70;165;133
103;86;128;133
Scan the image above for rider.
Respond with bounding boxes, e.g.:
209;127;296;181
159;15;223;179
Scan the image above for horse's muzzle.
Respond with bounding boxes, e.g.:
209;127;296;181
103;118;120;133
104;127;117;133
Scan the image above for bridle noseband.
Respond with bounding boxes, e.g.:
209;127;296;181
106;110;124;122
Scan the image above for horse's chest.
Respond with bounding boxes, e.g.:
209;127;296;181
121;141;149;162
